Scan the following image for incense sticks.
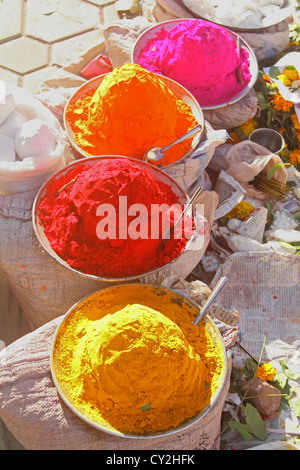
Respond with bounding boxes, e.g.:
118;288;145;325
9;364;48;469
251;174;293;200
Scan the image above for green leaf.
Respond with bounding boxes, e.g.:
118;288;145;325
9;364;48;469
266;163;284;180
269;65;281;80
280;360;299;380
228;419;254;440
243;403;268;441
294;399;300;417
140;402;151;411
244;358;258;379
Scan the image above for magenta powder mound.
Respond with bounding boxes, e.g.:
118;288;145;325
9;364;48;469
137;19;252;107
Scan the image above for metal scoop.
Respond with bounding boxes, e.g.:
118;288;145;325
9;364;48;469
193;276;228;325
144;124;202;163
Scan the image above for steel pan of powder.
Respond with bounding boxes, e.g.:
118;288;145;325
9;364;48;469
50;283;228;439
63;73;204;168
131;19;259;110
32;155;196;283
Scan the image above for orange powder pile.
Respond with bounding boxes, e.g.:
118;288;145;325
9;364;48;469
65;63;198;166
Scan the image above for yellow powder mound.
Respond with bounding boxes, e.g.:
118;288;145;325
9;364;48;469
59;304;212;434
65;63;198;165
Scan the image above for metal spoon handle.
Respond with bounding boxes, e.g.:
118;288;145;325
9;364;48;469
161;125;202;153
163;186;203;242
193;276;228;325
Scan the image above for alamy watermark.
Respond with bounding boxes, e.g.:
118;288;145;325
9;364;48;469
95;196;205;243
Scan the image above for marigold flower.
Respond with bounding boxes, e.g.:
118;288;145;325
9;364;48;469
256;363;278;382
227;131;242;145
239;119;259;138
291;113;300;129
226;201;254;220
277;67;299;87
289;149;300;165
272;93;294;112
263;73;271;83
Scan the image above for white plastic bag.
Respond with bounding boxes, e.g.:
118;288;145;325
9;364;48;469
0;83;67;195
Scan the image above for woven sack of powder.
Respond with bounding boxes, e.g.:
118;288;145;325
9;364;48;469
203;89;258;131
0;83;67;195
0;314;232;450
101;17;154;68
163;121;227;195
142;0;193;22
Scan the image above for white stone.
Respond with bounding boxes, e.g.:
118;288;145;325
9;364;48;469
0;135;16;162
15;118;56;160
0;110;27;138
0;82;15;125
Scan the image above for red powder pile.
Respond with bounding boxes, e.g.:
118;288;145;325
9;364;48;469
38;158;192;278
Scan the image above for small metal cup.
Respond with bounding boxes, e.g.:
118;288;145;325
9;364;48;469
249;128;285;154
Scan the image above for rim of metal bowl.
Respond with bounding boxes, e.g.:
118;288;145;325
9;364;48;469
131;18;259;110
63;73;204;168
181;0;296;32
50;282;228;439
32;155;196;283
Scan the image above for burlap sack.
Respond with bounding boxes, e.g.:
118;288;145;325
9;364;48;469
161;121;227;195
0;302;232;450
202;89;258;131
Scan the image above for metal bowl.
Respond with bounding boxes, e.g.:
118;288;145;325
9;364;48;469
131;19;259;110
63;73;204;168
181;0;296;32
32;155;195;282
50;283;228;439
249;128;285;154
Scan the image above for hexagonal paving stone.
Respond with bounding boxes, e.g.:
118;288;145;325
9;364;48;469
0;0;23;43
22;66;59;95
0;68;20;87
0;37;49;74
26;0;101;43
51;30;104;67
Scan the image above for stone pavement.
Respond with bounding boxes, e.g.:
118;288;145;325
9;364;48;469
0;0;125;95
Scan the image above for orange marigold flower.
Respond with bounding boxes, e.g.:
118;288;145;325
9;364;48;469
256;363;277;382
272;93;294;112
263;73;271;83
227;131;242;145
289;149;300;165
291;113;300;129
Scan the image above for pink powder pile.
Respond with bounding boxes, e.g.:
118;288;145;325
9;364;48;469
137;19;252;107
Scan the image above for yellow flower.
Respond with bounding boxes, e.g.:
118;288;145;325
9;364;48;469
277;67;299;87
239;119;259;138
272;93;294;112
226;201;254;220
256;363;278;382
279;143;288;158
289;149;300;165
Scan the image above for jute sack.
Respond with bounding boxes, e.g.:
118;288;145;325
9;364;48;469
0;292;233;450
162;121;227;195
